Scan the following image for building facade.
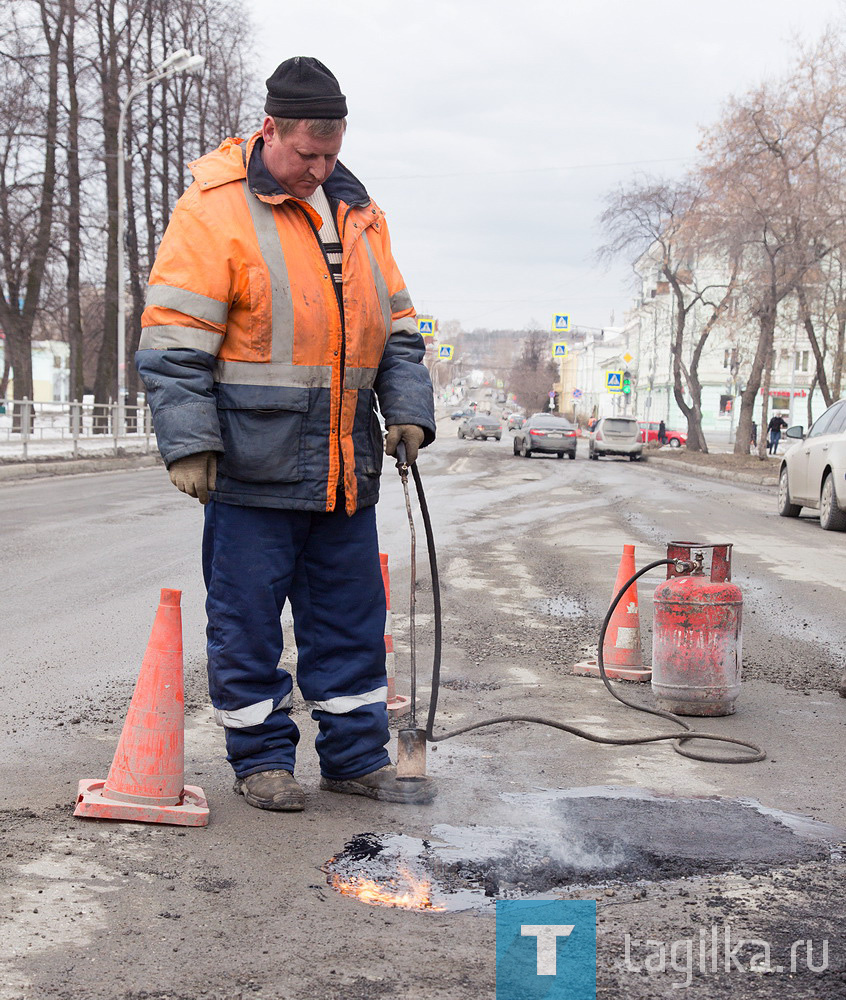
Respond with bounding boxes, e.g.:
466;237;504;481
0;338;70;403
558;250;833;439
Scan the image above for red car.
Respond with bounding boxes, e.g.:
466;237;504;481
638;421;686;448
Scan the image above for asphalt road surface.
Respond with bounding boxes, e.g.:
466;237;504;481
2;417;844;1000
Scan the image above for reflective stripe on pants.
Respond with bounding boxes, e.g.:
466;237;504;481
202;500;390;780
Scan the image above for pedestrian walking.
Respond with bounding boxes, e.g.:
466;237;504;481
658;420;667;445
767;413;787;455
136;57;436;811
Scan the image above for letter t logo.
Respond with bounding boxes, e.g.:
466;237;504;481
521;924;575;975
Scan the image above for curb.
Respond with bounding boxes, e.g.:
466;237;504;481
646;454;778;487
0;452;163;484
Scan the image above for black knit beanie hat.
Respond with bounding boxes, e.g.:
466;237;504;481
264;56;347;119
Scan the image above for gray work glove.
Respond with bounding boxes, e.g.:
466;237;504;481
384;424;425;465
168;451;217;504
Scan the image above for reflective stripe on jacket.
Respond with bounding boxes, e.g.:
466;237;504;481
136;132;435;513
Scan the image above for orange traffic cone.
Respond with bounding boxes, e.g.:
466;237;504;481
74;588;209;826
573;545;651;682
380;553;410;719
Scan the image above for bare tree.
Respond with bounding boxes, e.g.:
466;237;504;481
0;0;66;429
795;247;846;408
0;0;259;414
63;0;85;402
788;31;846;407
120;0;256;399
510;331;557;416
90;0;148;409
699;35;846;455
598;177;737;452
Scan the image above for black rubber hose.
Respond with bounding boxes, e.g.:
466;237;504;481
410;462;442;739
408;460;765;765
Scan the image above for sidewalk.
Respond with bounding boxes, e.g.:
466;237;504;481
693;425;789;459
0;436;161;483
645;445;781;486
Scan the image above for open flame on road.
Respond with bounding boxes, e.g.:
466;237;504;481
327;864;445;911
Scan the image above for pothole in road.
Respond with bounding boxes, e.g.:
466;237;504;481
533;595;585;619
323;787;844;912
440;678;502;692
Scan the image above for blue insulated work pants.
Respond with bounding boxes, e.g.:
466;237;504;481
202;500;391;780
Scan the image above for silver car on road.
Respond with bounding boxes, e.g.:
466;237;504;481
589;416;644;461
778;399;846;530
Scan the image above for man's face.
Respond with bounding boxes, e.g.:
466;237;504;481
260;118;343;199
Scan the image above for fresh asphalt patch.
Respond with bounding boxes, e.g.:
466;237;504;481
324;787;844;913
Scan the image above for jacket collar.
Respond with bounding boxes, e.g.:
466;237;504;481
187;132;377;231
323;161;370;208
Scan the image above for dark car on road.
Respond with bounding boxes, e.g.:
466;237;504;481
512;414;578;459
450;407;475;421
506;412;526;430
458;414;502;441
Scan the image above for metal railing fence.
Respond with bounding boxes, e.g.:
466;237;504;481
0;397;155;461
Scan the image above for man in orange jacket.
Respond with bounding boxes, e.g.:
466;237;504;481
137;57;436;811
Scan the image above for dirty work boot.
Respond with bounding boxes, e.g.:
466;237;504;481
320;764;436;804
234;769;304;811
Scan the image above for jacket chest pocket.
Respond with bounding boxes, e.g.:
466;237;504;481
216;385;309;483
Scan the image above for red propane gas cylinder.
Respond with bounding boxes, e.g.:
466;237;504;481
651;543;742;717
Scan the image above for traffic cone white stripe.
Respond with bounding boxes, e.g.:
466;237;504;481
379;552;410;718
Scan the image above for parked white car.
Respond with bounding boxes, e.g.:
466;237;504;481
778;400;846;530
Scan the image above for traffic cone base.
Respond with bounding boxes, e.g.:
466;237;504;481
388;693;411;718
572;659;652;682
74;779;209;827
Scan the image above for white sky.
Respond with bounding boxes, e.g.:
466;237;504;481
245;0;844;334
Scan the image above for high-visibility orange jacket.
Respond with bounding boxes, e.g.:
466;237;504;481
136;132;435;513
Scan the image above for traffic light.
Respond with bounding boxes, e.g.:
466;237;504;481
622;370;632;395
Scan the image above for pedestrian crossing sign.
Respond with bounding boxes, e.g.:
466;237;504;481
437;344;454;360
552;341;569;358
417;318;434;336
552;314;570;332
606;371;623;392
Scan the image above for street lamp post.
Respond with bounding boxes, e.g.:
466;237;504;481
116;48;204;434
